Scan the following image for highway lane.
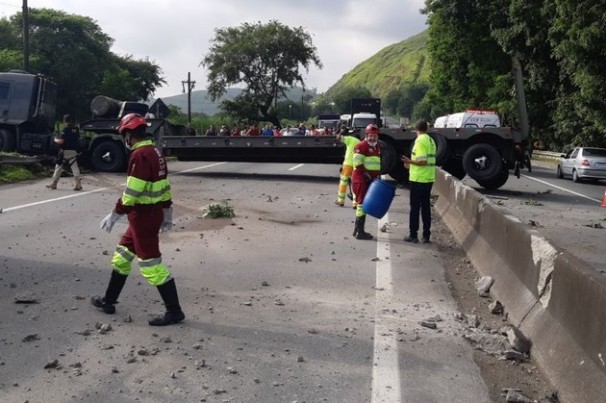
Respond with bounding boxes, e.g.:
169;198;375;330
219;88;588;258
0;161;491;403
460;159;606;272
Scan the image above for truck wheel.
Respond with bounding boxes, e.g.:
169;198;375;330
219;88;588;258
442;158;466;180
475;162;509;190
462;143;503;182
91;140;126;172
379;139;406;183
0;129;16;152
428;133;448;166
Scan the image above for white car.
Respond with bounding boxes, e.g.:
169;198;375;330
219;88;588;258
557;147;606;182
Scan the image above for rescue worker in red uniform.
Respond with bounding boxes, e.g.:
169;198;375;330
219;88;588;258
92;113;185;326
351;124;381;240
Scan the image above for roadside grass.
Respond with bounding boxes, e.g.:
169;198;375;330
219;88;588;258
0;163;49;184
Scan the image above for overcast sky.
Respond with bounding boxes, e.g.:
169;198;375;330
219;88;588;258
0;0;427;98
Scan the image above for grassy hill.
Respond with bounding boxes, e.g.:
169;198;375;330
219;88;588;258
326;30;429;99
158;30;429;114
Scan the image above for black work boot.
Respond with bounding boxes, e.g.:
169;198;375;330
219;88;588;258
355;215;373;240
91;270;128;314
353;217;360;237
149;279;185;326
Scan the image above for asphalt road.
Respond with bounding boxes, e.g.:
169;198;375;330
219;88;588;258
460;159;606;272
0;161;490;403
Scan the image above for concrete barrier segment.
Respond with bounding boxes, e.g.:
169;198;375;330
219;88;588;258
434;170;606;402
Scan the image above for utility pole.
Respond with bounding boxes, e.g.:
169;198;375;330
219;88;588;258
23;0;29;71
181;72;196;124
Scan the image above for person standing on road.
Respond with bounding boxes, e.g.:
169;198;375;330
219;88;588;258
335;125;360;207
92;113;185;326
351;124;381;240
402;119;436;244
46;114;82;191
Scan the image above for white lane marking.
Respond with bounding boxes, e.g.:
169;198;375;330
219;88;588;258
371;212;402;403
288;163;305;171
1;188;106;213
173;161;227;174
0;162;227;213
520;174;602;203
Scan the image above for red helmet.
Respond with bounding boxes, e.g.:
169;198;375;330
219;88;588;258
117;113;147;135
365;123;380;135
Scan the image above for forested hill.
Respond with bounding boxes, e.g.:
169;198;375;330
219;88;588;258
325;30;429;100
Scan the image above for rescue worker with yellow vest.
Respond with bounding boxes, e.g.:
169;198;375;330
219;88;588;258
402;119;436;244
92;113;185;326
335;125;361;207
351;124;382;240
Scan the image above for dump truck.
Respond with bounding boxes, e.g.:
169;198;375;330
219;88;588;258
0;70;57;155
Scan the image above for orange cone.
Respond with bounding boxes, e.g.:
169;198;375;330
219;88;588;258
601;188;606;207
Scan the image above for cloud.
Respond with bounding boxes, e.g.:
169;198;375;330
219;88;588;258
0;0;427;97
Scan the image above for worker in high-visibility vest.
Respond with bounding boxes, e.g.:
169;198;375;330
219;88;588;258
335;125;360;207
402;119;436;243
351;124;382;240
92;113;185;326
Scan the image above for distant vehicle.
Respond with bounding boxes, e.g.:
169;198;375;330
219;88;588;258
281;128;302;136
557;147;606;182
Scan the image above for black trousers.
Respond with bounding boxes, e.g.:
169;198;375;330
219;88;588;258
409;181;434;239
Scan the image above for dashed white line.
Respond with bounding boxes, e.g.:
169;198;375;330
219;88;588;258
288;163;305;171
520;174;601;203
0;162;227;213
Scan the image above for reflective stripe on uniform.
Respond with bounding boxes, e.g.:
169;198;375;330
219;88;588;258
122;177;171;206
139;258;171;286
112;245;135;275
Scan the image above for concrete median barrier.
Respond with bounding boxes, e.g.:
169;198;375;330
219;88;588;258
433;170;606;402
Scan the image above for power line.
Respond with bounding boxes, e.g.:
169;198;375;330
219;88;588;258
0;1;21;8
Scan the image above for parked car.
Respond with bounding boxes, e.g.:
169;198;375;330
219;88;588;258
557;147;606;182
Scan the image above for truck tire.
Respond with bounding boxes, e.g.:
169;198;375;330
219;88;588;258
428;133;448;166
462;143;503;182
442;158;466;180
379;139;406;183
0;129;16;152
475;162;509;190
91;140;126;172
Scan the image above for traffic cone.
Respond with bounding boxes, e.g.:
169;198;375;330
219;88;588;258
601;188;606;207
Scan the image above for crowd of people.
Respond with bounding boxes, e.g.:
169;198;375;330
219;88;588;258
194;122;335;137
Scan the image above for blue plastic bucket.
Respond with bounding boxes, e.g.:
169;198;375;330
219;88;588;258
362;179;396;218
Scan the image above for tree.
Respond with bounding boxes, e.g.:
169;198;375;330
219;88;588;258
202;21;322;127
422;0;511;114
549;0;606;148
0;8;164;121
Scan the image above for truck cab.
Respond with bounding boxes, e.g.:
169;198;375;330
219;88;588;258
0;70;57;153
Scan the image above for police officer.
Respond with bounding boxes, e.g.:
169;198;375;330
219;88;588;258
46;114;82;191
92;113;185;326
402;120;436;243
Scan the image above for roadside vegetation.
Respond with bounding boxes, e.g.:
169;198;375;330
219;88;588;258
0;163;47;184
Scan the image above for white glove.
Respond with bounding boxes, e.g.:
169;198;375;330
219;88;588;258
160;207;173;233
100;211;121;233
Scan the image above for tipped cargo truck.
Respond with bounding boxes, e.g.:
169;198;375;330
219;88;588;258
3;58;530;190
0;70;57;155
